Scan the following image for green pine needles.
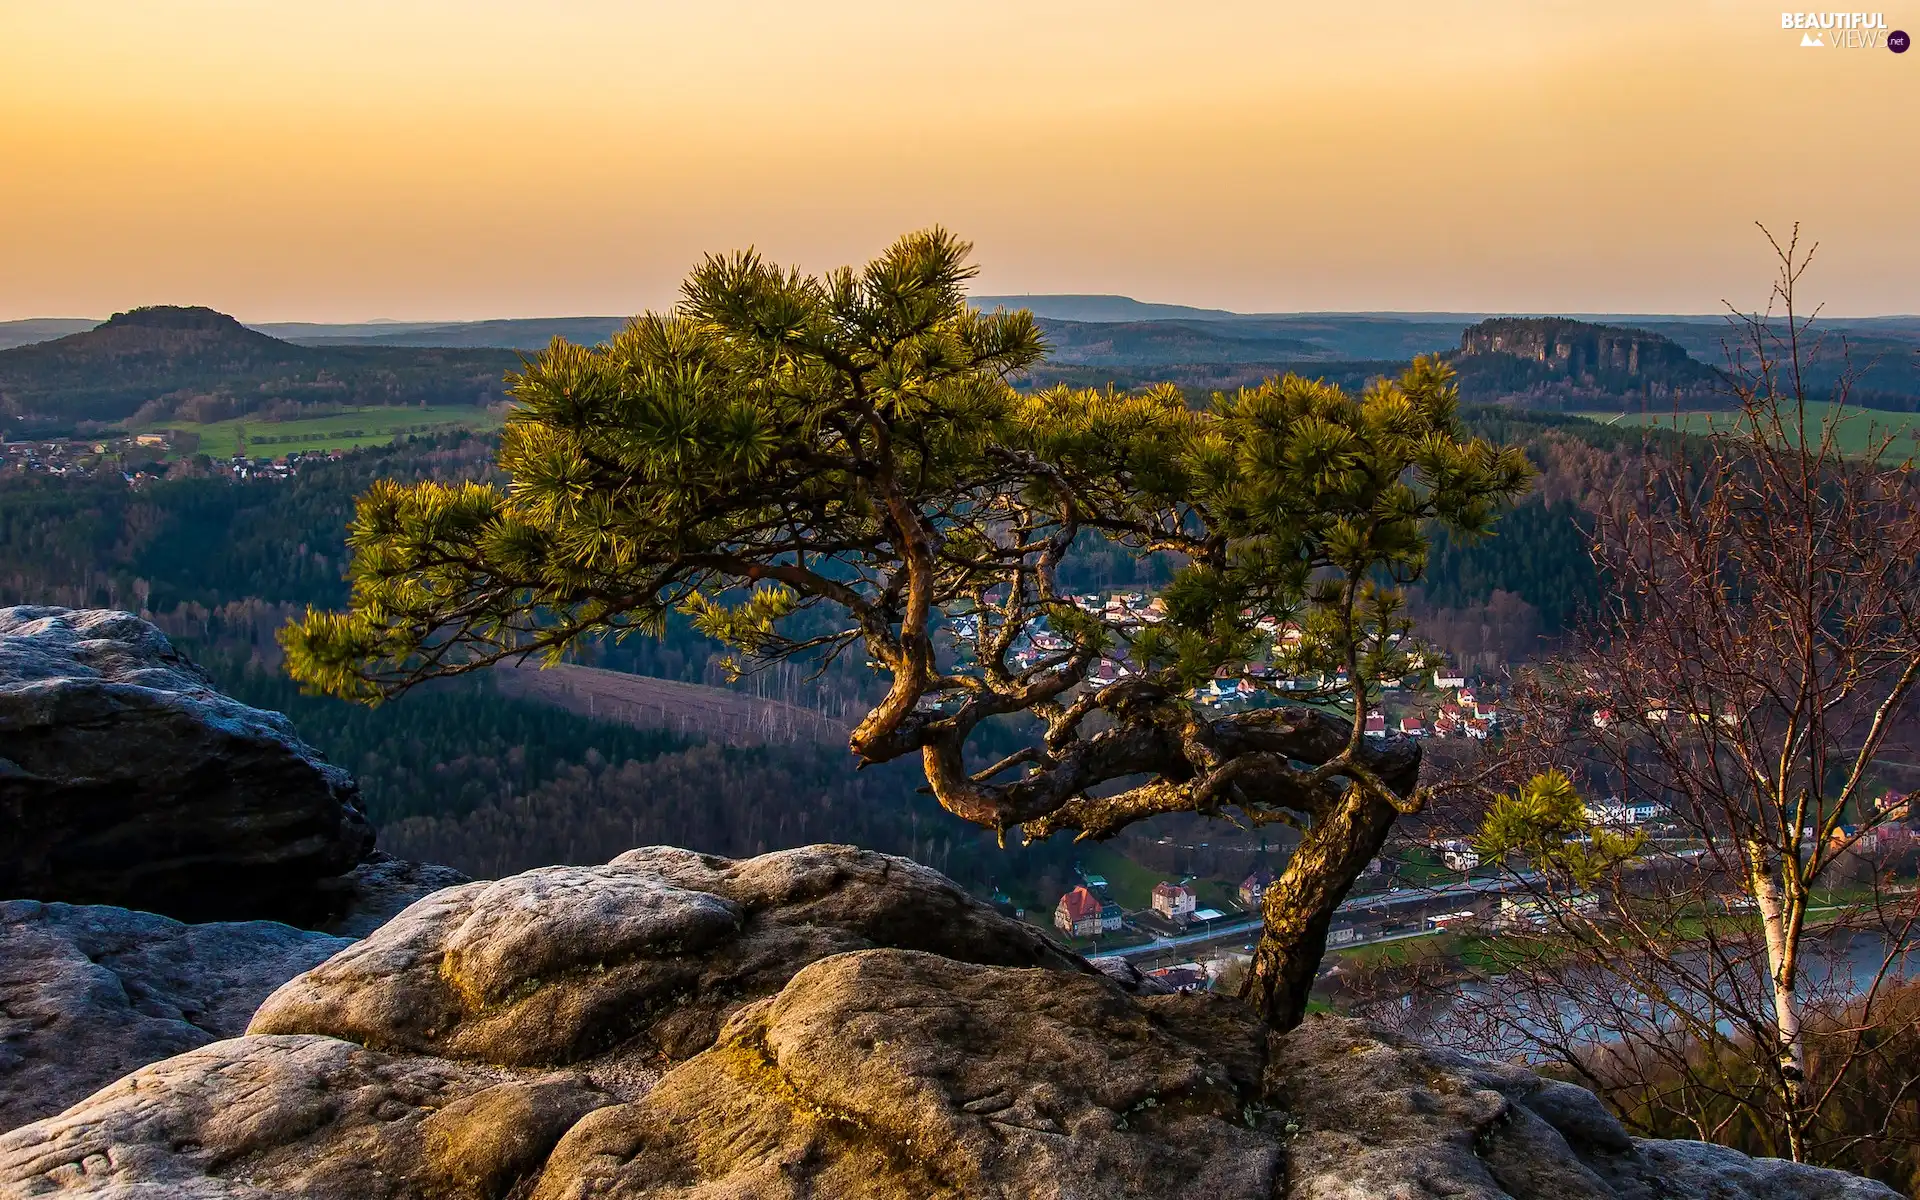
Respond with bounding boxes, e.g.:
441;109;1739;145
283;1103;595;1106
282;228;1530;1029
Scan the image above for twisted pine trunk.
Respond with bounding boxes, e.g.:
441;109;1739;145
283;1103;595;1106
1243;769;1417;1031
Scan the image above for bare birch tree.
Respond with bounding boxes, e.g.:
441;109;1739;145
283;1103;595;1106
1462;226;1920;1165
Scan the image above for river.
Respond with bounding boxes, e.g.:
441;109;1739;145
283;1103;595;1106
1384;929;1920;1059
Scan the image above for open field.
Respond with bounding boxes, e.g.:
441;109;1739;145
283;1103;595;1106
491;661;851;747
1573;402;1920;461
144;404;505;459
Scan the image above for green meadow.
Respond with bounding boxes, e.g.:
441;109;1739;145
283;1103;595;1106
1573;402;1920;462
148;405;506;460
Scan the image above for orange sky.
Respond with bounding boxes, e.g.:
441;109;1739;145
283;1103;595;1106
2;1;1914;321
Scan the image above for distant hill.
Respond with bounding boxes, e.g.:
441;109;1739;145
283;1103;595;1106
0;319;99;352
1033;318;1330;365
263;316;630;351
6;299;1909;418
1621;319;1920;412
1445;317;1727;410
971;294;1241;322
0;306;519;428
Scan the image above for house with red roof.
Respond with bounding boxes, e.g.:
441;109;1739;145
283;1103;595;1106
1054;886;1103;936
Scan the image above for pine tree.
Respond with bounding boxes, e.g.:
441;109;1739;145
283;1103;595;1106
282;228;1530;1029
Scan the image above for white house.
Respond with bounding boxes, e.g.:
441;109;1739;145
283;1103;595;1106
1152;881;1198;925
1584;797;1665;827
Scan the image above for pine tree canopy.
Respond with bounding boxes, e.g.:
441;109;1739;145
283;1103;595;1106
282;228;1531;1027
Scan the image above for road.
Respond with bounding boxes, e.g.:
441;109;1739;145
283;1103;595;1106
1107;870;1548;962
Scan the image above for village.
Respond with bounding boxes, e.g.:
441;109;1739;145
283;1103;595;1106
945;588;1511;741
0;431;340;482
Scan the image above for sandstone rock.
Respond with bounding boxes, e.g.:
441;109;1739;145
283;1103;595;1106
1271;1015;1900;1200
1631;1139;1902;1200
250;844;1091;1066
1087;954;1176;995
0;900;350;1132
531;949;1279;1199
0;1034;603;1200
0;607;374;923
2;847;1901;1199
313;852;471;939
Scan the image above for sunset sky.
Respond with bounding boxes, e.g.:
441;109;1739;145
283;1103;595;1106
3;1;1914;321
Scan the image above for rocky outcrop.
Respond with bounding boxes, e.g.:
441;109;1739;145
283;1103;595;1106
0;606;375;923
1269;1018;1896;1200
248;844;1090;1065
0;900;350;1131
534;951;1283;1199
1449;317;1725;409
0;1035;595;1199
0;844;1897;1199
1457;318;1707;380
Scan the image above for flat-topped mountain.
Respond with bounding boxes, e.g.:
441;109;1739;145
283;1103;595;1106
1447;317;1727;409
1457;317;1715;380
0;306;518;427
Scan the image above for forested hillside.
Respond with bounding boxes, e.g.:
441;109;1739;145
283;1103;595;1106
0;307;515;429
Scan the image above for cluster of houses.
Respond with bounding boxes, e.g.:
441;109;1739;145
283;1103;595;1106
0;434;342;483
1072;592;1167;627
222;452;331;480
948;592;1506;730
1052;856;1398;945
1424;676;1504;739
1582;796;1667;828
2;433;170;477
1051;874;1231;940
1827;790;1916;857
